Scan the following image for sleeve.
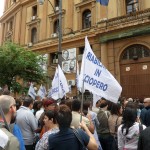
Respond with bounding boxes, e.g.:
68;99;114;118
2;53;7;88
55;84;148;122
77;129;90;147
117;125;124;150
28;112;38;131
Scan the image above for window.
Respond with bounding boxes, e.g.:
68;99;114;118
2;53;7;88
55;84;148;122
32;5;37;16
55;0;59;7
122;44;150;60
50;53;58;64
54;20;59;33
31;28;37;43
126;0;139;14
9;21;13;30
79;47;84;55
82;10;91;29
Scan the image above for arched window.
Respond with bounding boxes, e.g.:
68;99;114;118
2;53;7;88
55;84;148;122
31;27;37;43
122;44;150;60
55;0;59;7
54;19;59;33
82;10;91;29
126;0;139;14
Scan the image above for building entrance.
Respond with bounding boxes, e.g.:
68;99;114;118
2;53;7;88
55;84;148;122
120;44;150;100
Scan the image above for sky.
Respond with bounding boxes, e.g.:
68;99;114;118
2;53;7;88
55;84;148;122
0;0;4;17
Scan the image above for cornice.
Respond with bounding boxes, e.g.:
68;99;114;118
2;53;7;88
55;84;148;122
0;0;35;22
75;0;96;8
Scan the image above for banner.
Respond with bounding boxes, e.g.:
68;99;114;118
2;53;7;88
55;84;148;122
28;83;37;100
79;37;122;103
48;65;69;100
37;85;47;99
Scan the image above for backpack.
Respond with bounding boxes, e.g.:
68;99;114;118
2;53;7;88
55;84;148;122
10;123;26;150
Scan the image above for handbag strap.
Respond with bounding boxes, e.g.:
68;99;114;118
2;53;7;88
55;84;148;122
72;129;86;148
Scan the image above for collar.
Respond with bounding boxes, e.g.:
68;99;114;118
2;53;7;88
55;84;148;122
20;106;30;110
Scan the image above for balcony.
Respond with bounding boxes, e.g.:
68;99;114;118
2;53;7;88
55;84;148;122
97;8;150;31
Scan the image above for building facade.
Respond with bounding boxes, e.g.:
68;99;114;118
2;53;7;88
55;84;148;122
0;0;150;99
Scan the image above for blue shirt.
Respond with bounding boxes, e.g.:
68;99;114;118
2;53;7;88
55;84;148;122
48;128;89;150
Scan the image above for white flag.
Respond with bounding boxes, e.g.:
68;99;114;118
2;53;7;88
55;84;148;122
48;65;69;100
37;85;47;99
79;37;122;103
28;83;37;100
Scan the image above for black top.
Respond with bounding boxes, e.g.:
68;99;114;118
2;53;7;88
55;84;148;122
48;128;89;150
138;127;150;150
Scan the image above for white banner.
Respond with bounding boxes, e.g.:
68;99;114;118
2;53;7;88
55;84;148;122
79;37;122;103
28;83;37;100
37;85;47;99
48;65;69;100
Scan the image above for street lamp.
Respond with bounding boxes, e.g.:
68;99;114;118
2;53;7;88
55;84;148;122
37;0;62;67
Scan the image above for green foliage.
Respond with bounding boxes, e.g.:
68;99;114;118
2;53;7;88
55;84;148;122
0;42;46;92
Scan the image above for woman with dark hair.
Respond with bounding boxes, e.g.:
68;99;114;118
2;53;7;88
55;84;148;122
117;107;146;150
48;105;98;150
108;102;122;150
35;110;59;150
108;103;122;135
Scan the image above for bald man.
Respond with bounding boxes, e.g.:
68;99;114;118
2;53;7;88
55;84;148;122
0;95;20;150
140;98;150;127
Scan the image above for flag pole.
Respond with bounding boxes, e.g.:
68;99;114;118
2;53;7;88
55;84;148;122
80;81;84;122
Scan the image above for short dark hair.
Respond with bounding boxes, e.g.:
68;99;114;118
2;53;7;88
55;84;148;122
71;99;81;111
23;96;33;107
45;110;57;124
56;105;72;128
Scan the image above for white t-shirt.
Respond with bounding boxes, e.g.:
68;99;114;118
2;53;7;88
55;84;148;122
118;122;146;150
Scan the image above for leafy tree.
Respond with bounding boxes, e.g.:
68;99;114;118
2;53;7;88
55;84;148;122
0;42;46;93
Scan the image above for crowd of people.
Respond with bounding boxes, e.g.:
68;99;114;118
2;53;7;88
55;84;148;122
0;90;150;150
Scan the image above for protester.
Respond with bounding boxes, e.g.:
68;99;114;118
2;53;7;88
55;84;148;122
83;100;102;150
71;99;94;134
118;107;146;150
97;98;113;150
92;99;101;114
35;110;59;150
38;99;57;138
48;104;98;150
108;102;122;150
33;100;43;116
0;95;20;150
140;98;150;127
138;126;150;150
16;96;38;150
